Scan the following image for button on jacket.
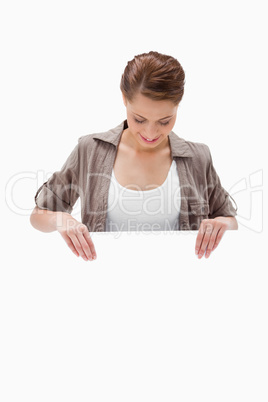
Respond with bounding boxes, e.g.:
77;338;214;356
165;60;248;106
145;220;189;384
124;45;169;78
34;119;237;232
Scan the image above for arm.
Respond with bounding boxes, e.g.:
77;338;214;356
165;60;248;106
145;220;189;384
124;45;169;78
30;137;97;261
30;206;70;233
195;146;238;258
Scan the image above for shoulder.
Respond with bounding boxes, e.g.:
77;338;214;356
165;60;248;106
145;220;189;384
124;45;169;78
170;133;214;181
78;132;103;146
77;121;124;150
76;129;113;155
170;131;212;165
185;139;211;162
77;132;101;146
186;140;212;176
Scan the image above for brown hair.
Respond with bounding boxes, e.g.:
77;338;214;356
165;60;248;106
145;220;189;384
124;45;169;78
120;51;185;106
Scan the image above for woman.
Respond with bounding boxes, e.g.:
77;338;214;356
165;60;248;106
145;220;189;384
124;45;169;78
30;51;238;261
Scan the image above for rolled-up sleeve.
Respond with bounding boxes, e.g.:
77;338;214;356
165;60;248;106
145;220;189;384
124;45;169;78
206;148;238;219
34;139;81;214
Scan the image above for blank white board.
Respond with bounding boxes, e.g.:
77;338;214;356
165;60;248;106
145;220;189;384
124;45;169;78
0;225;267;401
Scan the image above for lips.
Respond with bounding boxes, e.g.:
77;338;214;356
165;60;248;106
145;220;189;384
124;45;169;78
140;134;160;143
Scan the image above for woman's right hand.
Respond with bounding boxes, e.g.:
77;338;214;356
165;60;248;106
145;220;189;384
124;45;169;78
56;213;97;261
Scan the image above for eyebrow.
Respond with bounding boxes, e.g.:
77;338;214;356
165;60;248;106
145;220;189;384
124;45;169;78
133;112;173;121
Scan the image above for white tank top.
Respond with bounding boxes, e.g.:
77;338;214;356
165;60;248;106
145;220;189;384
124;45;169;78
105;160;181;232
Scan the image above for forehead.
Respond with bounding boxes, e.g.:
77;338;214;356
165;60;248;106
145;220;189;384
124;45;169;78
129;93;177;118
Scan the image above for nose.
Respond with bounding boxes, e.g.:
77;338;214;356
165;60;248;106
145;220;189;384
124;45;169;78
143;125;159;140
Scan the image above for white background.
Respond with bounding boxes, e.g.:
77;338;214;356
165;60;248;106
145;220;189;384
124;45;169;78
1;0;267;401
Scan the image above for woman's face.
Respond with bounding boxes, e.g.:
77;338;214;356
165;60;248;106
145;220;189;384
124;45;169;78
122;92;179;152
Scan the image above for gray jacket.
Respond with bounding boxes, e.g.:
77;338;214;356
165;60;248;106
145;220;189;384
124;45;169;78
34;119;237;231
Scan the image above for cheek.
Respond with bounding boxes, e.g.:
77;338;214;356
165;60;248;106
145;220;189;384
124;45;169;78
133;123;144;132
161;124;172;134
131;123;139;132
163;125;170;131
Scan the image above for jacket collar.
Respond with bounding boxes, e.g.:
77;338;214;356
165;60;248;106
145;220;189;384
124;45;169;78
92;119;193;158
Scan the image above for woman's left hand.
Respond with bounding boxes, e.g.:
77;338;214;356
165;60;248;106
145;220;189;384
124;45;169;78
195;216;238;259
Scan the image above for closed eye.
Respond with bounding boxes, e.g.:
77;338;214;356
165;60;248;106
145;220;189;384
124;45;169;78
134;118;170;126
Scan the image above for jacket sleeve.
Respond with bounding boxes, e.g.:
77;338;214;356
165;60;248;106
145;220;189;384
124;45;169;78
34;138;82;214
206;147;238;219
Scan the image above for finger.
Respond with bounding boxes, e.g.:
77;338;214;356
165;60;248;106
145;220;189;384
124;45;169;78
76;232;94;261
195;221;207;255
211;226;226;252
197;221;214;258
76;225;97;260
59;231;80;257
205;225;221;258
68;233;90;260
198;230;211;258
83;230;97;259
